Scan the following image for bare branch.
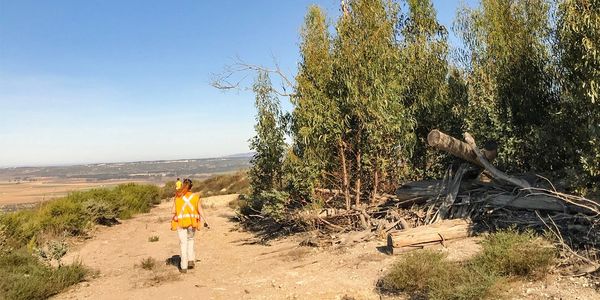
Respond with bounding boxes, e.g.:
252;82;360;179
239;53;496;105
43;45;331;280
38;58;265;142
211;55;296;97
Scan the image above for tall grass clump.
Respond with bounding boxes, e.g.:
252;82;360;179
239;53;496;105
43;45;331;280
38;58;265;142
379;229;556;299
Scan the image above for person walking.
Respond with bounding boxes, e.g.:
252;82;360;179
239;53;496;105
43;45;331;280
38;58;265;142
175;178;182;190
170;178;209;273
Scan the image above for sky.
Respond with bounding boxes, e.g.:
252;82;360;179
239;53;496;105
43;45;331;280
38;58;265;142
0;0;476;167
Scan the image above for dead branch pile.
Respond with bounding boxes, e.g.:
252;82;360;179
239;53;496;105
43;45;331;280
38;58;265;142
308;130;600;272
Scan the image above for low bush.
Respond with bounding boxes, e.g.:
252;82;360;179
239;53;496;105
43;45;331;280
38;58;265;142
148;235;159;242
473;229;556;278
379;229;556;299
140;257;157;270
0;250;88;300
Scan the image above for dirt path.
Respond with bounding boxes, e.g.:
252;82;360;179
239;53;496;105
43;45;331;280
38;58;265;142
54;195;599;300
54;195;400;300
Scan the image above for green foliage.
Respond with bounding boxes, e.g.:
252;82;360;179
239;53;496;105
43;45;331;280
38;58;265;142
473;229;556;278
0;250;88;300
35;240;69;266
148;235;159;242
242;190;290;222
334;0;414;203
400;0;452;179
379;250;501;300
291;5;340;201
0;183;161;249
557;0;600;189
191;171;250;196
380;230;555;299
455;0;558;172
249;71;287;196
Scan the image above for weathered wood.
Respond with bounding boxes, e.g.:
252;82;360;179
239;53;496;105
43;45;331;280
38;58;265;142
395;180;444;206
428;130;483;167
486;194;566;212
387;219;472;248
464;132;531;189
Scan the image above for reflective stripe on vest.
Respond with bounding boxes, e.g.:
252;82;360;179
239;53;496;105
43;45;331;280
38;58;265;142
178;194;195;219
175;192;200;229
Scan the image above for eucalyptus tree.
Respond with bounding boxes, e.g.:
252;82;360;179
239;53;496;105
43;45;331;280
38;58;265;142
333;0;412;204
455;0;556;172
556;0;600;183
399;0;450;178
249;71;287;196
290;5;352;206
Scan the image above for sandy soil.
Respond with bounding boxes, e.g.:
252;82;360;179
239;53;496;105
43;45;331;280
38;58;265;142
53;194;599;300
0;179;156;207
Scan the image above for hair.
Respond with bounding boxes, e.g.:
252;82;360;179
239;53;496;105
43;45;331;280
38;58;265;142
177;178;180;180
176;178;193;197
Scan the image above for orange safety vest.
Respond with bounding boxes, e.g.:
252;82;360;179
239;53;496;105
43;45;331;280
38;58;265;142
171;192;201;230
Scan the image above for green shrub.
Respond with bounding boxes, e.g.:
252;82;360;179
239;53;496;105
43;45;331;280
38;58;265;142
160;181;177;199
379;250;451;295
241;190;289;222
148;235;159;242
379;229;556;299
379;250;503;300
191;172;250;196
473;229;556;278
0;183;161;250
0;250;88;300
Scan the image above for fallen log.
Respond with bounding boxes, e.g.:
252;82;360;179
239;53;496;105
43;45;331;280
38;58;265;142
387;219;472;249
428;130;483;167
485;194;566;212
395;180;444;207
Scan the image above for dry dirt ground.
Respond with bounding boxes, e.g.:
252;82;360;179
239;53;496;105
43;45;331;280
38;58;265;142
54;194;599;300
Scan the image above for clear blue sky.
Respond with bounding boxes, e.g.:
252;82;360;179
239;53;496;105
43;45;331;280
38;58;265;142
0;0;476;167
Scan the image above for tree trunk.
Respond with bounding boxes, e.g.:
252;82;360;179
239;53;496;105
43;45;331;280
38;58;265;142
371;169;379;204
339;140;351;210
354;149;362;207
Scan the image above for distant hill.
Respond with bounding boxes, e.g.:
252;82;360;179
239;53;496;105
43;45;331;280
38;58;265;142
222;152;255;158
0;155;251;182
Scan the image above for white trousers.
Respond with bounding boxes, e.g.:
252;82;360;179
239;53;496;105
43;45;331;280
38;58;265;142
177;227;196;269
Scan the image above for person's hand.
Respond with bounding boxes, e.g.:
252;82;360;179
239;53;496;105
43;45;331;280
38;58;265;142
172;214;178;222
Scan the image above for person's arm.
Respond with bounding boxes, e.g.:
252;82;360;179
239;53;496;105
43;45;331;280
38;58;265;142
171;199;177;221
197;197;209;228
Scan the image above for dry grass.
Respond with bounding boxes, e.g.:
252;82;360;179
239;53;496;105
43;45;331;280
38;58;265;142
280;247;312;262
139;257;157;270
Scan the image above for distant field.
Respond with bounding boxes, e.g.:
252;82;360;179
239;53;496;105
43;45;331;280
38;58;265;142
0;179;160;212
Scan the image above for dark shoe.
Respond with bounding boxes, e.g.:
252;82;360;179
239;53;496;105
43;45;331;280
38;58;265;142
188;261;195;269
179;269;187;274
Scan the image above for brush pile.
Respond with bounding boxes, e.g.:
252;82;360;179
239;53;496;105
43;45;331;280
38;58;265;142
307;130;600;274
